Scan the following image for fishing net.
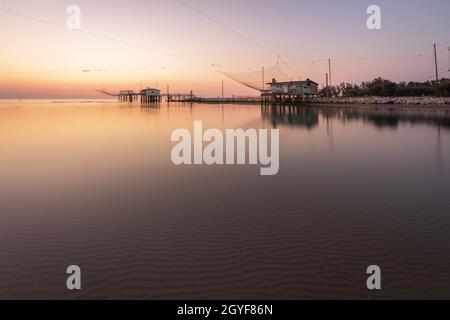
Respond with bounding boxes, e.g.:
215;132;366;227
216;63;290;92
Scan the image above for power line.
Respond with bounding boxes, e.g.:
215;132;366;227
175;1;308;82
0;7;287;77
175;0;279;57
415;70;449;83
284;54;427;65
0;8;203;64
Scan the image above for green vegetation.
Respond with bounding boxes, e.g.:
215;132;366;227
319;78;450;97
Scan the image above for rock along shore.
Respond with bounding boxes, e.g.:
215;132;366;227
313;96;450;106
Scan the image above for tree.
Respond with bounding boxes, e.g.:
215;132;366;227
340;82;362;97
319;78;450;97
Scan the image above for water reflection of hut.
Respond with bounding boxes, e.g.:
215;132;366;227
262;105;319;129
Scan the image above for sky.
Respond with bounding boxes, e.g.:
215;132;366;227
0;0;449;98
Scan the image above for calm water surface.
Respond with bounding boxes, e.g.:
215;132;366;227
1;100;449;299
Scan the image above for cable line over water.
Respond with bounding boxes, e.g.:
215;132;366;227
0;8;204;64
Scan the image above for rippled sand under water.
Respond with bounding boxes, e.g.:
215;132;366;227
0;100;449;299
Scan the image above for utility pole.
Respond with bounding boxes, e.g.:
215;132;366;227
448;47;450;71
326;73;329;88
448;47;450;72
222;80;224;99
167;84;170;103
262;66;265;91
434;44;439;97
328;59;332;87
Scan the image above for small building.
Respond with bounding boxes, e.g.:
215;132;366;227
261;78;319;104
268;79;319;95
141;88;161;103
141;88;160;96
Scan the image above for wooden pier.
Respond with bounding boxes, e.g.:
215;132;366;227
117;89;195;103
261;92;317;105
162;92;194;102
118;89;162;103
